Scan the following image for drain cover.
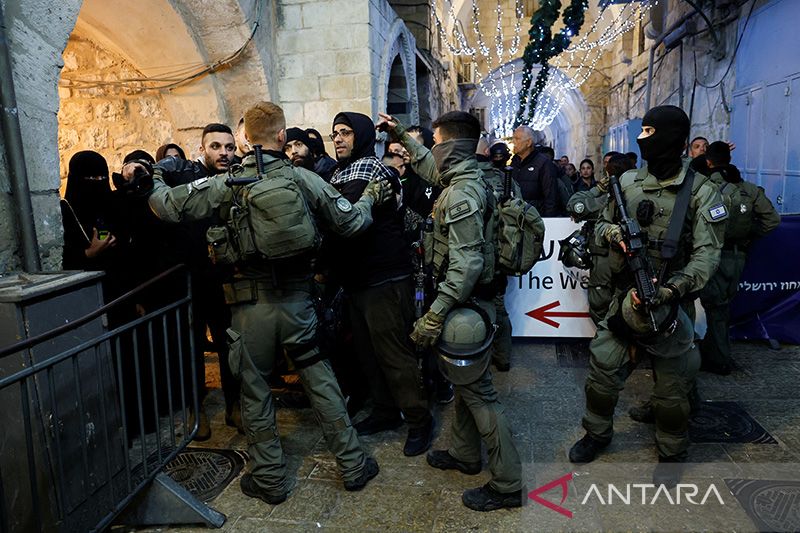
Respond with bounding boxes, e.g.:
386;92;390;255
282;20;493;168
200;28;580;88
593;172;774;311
164;448;247;502
725;479;800;532
690;401;777;444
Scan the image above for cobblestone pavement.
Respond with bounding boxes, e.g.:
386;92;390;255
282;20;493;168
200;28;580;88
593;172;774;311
137;339;800;532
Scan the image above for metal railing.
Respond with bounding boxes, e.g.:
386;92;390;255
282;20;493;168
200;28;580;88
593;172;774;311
0;264;216;532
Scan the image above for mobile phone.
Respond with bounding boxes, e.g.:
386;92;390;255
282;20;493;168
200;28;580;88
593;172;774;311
98;230;109;241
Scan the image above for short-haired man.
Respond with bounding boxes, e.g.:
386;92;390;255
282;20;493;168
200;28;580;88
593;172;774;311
123;122;239;440
511;126;559;216
688;136;709;158
559;155;570;169
129;101;390;503
380;111;523;512
283;127;316;171
324;111;435;457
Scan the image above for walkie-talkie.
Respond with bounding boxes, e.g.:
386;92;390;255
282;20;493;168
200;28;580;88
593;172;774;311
225;144;263;187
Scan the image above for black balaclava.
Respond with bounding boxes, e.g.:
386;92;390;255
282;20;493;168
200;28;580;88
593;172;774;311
637;105;690;180
332;112;376;167
305;128;327;158
64;150;111;233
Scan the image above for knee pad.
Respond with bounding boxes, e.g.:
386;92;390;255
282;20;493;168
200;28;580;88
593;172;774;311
585;382;617;417
653;399;689;434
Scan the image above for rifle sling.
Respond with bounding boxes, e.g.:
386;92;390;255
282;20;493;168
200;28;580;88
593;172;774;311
660;168;695;261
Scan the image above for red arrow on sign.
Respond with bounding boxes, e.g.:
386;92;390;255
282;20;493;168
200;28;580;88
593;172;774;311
526;301;591;328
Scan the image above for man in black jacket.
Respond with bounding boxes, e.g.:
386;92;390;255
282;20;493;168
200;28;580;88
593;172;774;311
325;111;434;457
511;126;559;216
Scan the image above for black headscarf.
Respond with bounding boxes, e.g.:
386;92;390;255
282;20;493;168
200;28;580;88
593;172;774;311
332;112;376;166
285;127;312;149
304;128;327;158
155;143;186;162
637;105;690;180
64;150;111;233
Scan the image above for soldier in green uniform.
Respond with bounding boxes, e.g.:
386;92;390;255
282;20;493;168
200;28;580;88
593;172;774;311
476;137;522;371
699;141;780;374
568;106;727;487
378;111;523;512
123;102;390;504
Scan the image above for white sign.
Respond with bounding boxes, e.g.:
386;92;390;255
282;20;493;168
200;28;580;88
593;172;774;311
505;218;597;338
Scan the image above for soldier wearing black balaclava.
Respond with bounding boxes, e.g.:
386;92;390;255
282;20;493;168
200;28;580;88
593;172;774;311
568;105;728;489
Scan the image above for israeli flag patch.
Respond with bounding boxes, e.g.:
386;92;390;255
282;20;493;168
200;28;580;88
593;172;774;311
709;203;727;220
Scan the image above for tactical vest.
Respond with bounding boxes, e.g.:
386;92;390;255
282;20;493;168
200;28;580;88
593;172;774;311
426;176;496;286
719;180;758;245
618;167;712;279
206;158;319;265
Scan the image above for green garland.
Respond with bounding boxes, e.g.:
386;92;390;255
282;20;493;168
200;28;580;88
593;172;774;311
514;0;588;128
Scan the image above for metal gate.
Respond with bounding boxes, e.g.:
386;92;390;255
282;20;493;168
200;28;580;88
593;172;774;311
0;265;224;532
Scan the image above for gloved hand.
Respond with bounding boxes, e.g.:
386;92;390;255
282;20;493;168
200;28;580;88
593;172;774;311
603;224;624;246
410;310;446;349
361;179;392;205
652;284;678;306
597;174;610;193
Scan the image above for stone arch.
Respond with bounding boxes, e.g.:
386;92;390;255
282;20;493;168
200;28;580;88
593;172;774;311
465;58;589;159
376;18;419;124
58;0;272;177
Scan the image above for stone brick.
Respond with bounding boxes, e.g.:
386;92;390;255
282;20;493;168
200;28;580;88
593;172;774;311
303;101;336;126
280;56;305;79
334;49;371;75
283;103;305;126
301;0;369;27
278;4;303;29
58;101;94;124
95;100;127;121
319;75;356;100
279;77;320;102
17;106;61;192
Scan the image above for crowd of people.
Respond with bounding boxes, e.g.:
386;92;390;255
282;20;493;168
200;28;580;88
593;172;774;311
60;100;779;512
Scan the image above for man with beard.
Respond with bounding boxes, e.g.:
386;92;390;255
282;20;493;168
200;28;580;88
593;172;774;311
568;106;727;488
698;142;779;374
324;111;434;457
284;127;316;171
306;128;339;182
122;123;240;440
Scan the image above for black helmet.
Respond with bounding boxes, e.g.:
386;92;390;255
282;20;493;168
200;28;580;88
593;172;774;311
558;229;592;270
435;303;496;385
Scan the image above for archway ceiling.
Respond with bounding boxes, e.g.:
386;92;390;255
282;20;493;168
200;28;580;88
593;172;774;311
73;0;207;77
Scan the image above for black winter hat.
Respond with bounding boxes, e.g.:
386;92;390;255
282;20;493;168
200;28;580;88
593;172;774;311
285;127;312;148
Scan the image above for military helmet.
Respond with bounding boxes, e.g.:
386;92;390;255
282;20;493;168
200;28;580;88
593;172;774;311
620;289;693;355
435;303;496;385
558;229;592;270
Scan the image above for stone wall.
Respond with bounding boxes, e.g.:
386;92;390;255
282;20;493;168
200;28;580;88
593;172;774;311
58;34;176;187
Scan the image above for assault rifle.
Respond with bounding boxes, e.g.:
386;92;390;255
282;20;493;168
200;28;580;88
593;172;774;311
225;144;263;187
413;217;433;393
608;174;659;332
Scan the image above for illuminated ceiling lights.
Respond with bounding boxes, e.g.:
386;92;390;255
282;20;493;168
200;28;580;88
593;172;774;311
431;0;657;136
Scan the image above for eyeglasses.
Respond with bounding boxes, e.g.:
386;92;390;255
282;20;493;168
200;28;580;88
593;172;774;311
329;129;354;141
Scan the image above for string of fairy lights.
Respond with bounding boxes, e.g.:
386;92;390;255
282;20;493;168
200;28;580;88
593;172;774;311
430;0;658;137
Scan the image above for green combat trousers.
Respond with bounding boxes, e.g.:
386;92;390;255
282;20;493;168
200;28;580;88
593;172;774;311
227;283;367;498
491;280;513;368
699;249;747;368
448;299;522;494
581;300;700;458
587;252;613;326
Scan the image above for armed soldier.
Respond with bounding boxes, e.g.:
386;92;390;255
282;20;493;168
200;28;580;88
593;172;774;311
379;111;523;512
123;101;391;504
564;154;634;324
699;141;779;374
568;106;727;488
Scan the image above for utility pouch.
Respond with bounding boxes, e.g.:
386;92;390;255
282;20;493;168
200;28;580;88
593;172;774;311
206;225;239;265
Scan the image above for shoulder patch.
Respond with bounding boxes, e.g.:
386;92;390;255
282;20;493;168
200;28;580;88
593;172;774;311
709;203;728;220
336;196;353;213
449;200;471;219
187;176;210;192
574;202;585;214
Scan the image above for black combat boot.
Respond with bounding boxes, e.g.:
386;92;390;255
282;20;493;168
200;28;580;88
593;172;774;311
403;417;435;457
629;401;655;424
239;473;288;505
568;433;609;463
652;455;686;489
462;484;523;512
344;457;380;491
426;450;481;475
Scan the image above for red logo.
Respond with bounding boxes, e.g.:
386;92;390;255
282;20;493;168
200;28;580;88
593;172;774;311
528;472;573;518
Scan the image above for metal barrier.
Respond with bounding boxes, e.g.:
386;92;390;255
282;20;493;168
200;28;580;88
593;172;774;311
0;265;225;532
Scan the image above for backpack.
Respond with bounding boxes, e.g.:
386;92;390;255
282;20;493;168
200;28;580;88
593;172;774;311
491;168;546;276
207;159;319;265
719;181;757;244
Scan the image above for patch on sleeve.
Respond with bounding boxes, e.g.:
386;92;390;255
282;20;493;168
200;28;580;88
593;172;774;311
449;200;471;219
573;202;585;214
709;203;728;221
186;176;209;192
336;196;353;213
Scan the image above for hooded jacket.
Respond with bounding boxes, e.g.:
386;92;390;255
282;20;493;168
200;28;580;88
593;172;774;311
324;112;411;288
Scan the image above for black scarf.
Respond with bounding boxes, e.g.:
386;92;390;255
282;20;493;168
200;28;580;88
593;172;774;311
64;150;112;234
